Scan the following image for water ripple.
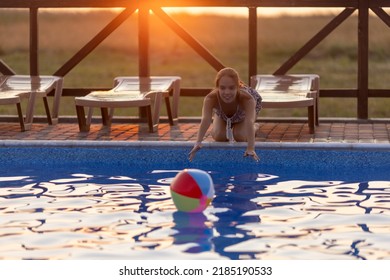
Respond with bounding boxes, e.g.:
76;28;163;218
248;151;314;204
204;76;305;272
1;171;390;260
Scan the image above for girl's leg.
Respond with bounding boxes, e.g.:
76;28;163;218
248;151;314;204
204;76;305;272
232;121;247;142
211;116;228;141
233;122;260;142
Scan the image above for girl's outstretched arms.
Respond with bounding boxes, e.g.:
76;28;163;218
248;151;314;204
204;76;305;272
188;142;202;161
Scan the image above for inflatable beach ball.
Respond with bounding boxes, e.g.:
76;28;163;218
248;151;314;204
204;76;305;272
170;169;215;212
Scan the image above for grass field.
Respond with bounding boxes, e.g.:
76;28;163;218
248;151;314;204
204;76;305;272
0;9;389;118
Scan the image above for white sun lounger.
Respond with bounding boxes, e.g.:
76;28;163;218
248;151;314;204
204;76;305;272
74;76;181;132
251;74;319;133
0;75;63;131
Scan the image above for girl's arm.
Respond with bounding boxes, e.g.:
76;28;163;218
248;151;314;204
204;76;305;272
188;94;215;161
241;90;259;161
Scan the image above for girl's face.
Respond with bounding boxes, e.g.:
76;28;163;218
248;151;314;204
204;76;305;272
218;76;238;103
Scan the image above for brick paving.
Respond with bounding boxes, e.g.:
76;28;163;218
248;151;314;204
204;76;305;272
0;119;389;144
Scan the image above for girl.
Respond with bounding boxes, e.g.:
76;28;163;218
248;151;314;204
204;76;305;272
188;67;262;161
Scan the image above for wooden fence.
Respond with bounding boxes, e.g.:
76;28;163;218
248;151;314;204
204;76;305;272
1;0;390;119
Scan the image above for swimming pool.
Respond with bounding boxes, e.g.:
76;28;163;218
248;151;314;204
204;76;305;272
1;141;389;260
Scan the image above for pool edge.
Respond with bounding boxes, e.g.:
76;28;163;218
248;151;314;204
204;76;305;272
1;140;390;151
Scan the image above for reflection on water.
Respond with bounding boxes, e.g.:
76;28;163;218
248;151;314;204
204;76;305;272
0;171;390;260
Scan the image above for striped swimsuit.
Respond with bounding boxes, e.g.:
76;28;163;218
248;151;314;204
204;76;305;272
214;85;262;142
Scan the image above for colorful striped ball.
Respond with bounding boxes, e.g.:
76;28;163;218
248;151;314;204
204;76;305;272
170;169;215;212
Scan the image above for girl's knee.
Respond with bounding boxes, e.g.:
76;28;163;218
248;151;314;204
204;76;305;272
233;126;246;142
212;132;228;142
233;133;246;142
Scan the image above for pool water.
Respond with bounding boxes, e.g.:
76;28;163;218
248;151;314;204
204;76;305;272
1;144;390;260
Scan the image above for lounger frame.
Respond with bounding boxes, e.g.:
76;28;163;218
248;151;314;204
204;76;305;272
251;74;319;133
74;76;181;132
0;75;63;131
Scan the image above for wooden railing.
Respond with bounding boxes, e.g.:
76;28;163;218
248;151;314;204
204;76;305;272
1;0;390;119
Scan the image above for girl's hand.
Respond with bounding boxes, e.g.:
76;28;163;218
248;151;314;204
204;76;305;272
188;143;202;161
244;150;260;162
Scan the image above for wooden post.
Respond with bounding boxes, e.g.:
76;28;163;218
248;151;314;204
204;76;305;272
358;0;369;119
248;7;257;84
138;5;150;77
138;5;150;119
29;7;39;76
